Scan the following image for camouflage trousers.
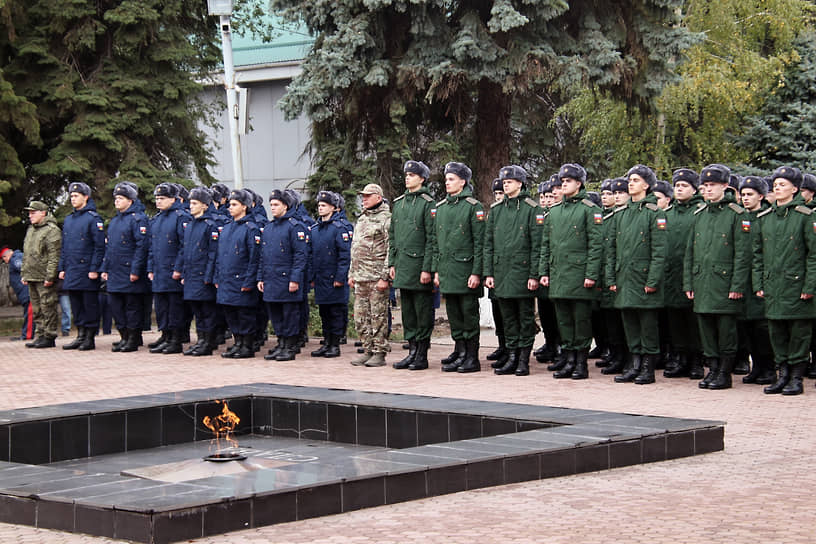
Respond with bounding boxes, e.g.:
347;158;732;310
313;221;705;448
28;282;59;339
353;281;389;354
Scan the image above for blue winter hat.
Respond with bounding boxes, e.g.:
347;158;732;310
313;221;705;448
113;182;138;201
189;186;213;205
284;189;302;208
68;182;92;196
700;164;731;184
654;180;673;199
672;168;699;189
739;176;768;196
154;183;178;199
212;183;230;202
500;165;528;185
269;189;294;209
558;163;587;184
404;160;430;180
228;189;253;208
317;190;340;208
174;184;190;201
444;162;472;182
626;164;657;190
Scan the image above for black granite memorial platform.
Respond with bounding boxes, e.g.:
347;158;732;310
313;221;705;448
0;384;724;543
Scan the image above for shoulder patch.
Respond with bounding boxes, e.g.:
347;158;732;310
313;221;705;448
795;205;814;215
88;210;100;218
524;197;538;208
644;202;659;212
420;193;434;202
465;197;479;206
757;208;774;218
728;202;745;214
581;198;598;208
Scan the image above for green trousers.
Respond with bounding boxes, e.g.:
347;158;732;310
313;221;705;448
695;313;738;358
768;319;812;366
621;308;660;355
552;298;593;351
666;307;700;352
28;281;59;340
497;297;536;349
445;293;480;341
399;288;434;341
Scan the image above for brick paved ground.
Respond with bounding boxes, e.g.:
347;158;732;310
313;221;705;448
1;330;814;543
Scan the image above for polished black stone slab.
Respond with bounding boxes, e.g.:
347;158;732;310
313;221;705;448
0;384;724;544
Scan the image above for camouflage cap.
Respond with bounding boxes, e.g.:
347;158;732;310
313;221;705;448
359;183;383;196
24;201;48;212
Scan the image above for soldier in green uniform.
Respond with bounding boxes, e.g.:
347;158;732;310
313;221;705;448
486;178;509;366
738;176;776;385
802;173;816;379
485;165;542;376
390;160;436;371
533;181;562;367
21;201;62;348
595;178;626;373
754;166;816;395
683;164;751;390
433;162;485;373
663;168;705;379
539;163;603;380
606;165;667;385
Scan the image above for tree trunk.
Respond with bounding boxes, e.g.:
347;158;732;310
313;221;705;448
474;79;511;204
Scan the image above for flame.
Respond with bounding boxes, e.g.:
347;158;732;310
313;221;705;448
203;400;241;449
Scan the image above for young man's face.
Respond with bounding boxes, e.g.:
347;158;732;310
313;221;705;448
317;201;336;218
740;188;763;211
600;190;615;208
539;192;547;207
114;195;132;212
28;210;46;225
613;191;630;207
269;199;288;218
673;181;696;203
189;199;207;217
493;190;504;203
405;172;424;192
445;173;466;195
801;188;814;203
560;178;581;198
628;174;649;197
551;185;563;203
654;191;671;209
702;181;726;203
502;179;522;198
70;192;89;210
155;195;174;211
773;178;798;204
228;199;247;219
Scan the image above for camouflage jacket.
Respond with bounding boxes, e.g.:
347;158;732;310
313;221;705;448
350;201;391;282
22;214;62;283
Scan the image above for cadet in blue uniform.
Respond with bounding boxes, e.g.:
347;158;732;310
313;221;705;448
59;182;106;351
147;183;191;354
287;189;317;349
310;191;351;358
180;187;220;356
215;189;261;359
101;182;150;352
258;190;309;361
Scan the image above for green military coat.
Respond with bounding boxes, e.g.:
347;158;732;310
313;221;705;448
599;205;620;310
606;193;667;310
664;194;704;308
742;201;770;321
483;189;542;298
753;195;816;320
682;192;751;315
432;188;485;295
388;186;435;290
539;189;603;301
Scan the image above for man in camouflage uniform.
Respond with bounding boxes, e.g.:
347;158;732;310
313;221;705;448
349;183;392;367
22;201;63;348
390;160;436;371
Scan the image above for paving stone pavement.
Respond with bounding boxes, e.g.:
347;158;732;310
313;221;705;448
1;331;815;543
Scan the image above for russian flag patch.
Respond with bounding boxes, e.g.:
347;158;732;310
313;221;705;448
476;210;485;221
139;226;147;234
298;231;305;241
536;214;544;225
593;213;602;224
254;235;261;244
342;232;349;241
741;220;751;232
96;222;104;231
430;209;437;218
211;231;219;240
656;218;667;230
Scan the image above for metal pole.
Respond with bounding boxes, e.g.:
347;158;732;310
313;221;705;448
219;14;243;189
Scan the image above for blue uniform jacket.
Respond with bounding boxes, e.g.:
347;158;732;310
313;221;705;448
7;250;29;304
101;200;150;294
58;199;106;291
310;211;351;305
147;200;191;293
215;214;260;307
293;203;316;297
181;209;219;301
258;209;309;303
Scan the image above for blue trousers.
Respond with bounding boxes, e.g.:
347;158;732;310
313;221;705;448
69;290;100;328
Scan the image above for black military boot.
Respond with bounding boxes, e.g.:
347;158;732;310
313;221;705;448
79;328;96;351
664;352;689;378
148;330;167;350
494;348;520;375
119;329;141;352
222;335;242;358
588;344;603;359
615;353;642;383
742;356;764;384
274;336;298;361
324;334;341;358
634;353;657;384
490;347;510;369
311;335;332;357
688;353;705;380
595;346;613;368
408;339;430;371
782;362;806;395
698;357;719;389
441;340;466;368
536;344;558;364
707;354;732;390
30;335;56;348
393;339;417;369
191;331;216;356
764;364;789;394
515;346;532;376
184;333;208;356
458;339;481;373
601;347;627;375
571;349;589;380
265;337;282;360
553;351;577;379
733;352;750;375
487;336;508;361
63;327;87;350
233;335;256;359
756;359;777;385
547;347;568;371
161;329;183;354
112;328;128;352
